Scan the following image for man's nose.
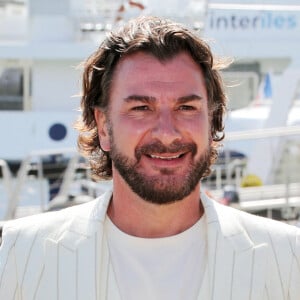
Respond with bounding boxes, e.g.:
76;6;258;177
151;110;181;145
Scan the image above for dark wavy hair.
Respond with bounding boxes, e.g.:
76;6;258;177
76;16;230;180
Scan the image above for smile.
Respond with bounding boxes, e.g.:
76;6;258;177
148;153;184;160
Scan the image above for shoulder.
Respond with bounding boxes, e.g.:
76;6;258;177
203;192;300;247
2;200;90;233
0;190;112;245
231;203;299;236
218;198;299;233
214;198;300;253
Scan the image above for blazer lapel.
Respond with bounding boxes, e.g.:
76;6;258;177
35;191;114;300
201;192;268;300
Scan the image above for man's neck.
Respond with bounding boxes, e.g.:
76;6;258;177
107;175;203;238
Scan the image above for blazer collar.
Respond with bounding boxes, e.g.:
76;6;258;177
56;190;112;247
201;191;268;300
40;191;115;300
201;191;254;251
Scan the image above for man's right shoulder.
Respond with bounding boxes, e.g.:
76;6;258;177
0;194;110;246
0;206;74;247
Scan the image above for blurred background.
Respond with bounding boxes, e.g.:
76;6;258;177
1;0;300;224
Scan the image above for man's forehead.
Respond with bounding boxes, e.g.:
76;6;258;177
110;51;207;103
114;51;202;74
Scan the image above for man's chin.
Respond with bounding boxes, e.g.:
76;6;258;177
128;176;199;205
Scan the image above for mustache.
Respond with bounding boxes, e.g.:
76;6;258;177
135;141;197;160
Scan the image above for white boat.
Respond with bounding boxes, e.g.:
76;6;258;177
1;0;300;220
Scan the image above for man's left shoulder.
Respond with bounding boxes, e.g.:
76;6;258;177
224;202;300;245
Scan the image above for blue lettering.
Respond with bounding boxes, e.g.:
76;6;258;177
261;12;272;29
231;15;238;29
240;16;250;29
252;16;260;28
287;15;297;28
274;16;285;29
216;16;228;29
208;11;298;31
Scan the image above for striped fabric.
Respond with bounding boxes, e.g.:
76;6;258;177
0;190;299;300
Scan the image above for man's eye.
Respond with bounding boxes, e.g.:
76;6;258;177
178;105;196;111
132;105;150;111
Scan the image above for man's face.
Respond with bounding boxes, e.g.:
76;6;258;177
97;51;211;204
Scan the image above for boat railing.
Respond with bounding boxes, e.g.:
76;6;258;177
206;125;300;221
0;159;13;197
4;148;77;220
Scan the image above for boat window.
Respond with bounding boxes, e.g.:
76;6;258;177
0;67;24;110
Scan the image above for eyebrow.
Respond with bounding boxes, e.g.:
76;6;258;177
123;94;203;103
123;95;156;103
177;94;203;103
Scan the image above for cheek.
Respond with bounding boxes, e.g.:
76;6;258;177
184;114;210;138
191;119;211;152
113;117;150;147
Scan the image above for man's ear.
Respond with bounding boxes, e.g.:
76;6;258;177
94;108;111;151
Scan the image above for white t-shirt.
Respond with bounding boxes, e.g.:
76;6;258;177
105;215;207;300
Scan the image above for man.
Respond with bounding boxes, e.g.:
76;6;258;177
0;16;299;300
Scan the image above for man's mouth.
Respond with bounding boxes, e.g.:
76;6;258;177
148;153;184;160
135;141;197;162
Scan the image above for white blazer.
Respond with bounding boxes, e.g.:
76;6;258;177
0;190;299;300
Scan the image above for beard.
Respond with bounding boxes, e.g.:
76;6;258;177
109;135;212;205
